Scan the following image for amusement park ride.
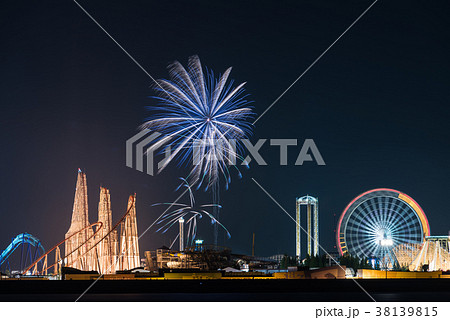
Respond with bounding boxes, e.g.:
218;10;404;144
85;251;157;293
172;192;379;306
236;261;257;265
296;196;319;259
0;170;140;276
0;233;45;275
336;188;430;265
336;188;450;271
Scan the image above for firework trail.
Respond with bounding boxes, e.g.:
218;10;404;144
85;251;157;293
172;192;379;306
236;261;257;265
141;55;254;191
153;178;231;248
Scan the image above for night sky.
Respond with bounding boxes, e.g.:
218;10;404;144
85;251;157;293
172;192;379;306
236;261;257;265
1;0;450;259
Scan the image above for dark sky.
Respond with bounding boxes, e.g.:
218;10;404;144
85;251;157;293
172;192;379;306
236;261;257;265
1;0;450;259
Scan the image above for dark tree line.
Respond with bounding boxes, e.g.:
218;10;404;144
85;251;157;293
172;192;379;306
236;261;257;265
303;254;328;268
338;253;372;270
280;255;298;269
279;253;411;271
280;254;335;269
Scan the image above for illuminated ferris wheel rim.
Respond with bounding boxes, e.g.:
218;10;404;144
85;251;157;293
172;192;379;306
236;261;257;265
336;188;430;256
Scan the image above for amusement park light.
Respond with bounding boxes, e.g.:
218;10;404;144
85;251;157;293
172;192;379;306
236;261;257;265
380;239;393;247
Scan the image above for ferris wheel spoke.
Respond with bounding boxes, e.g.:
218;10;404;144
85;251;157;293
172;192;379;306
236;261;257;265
346;220;378;235
376;196;390;229
398;201;416;225
389;220;418;236
386;202;414;233
351;240;371;258
394;202;412;227
383;197;404;229
387;216;408;235
357;200;380;231
379;197;390;229
384;197;399;230
385;197;397;227
362;239;378;255
349;215;376;234
355;231;378;252
391;233;421;242
371;197;387;228
391;225;420;236
364;198;382;228
390;230;417;244
389;204;419;236
347;234;372;249
369;202;385;229
385;209;403;232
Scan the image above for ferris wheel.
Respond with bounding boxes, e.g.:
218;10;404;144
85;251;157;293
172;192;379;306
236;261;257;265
336;188;430;267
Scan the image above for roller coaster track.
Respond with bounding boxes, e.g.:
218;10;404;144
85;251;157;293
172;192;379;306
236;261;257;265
0;233;45;273
24;197;135;275
23;222;103;275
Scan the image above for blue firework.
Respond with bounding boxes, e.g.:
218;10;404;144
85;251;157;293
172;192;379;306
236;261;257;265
141;55;254;190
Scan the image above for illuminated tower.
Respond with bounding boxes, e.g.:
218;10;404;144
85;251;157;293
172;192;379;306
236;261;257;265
95;187;119;273
296;196;319;258
65;169;94;270
119;194;140;270
179;218;184;252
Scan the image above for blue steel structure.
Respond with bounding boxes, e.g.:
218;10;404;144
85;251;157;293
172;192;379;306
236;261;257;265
0;233;45;274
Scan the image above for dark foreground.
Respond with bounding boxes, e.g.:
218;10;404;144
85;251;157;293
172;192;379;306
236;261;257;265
1;279;449;302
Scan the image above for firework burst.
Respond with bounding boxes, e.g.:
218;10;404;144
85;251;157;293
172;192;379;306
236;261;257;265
141;55;254;190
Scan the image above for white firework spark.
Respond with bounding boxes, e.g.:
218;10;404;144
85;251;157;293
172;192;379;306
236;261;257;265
141;55;253;190
153;178;231;247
